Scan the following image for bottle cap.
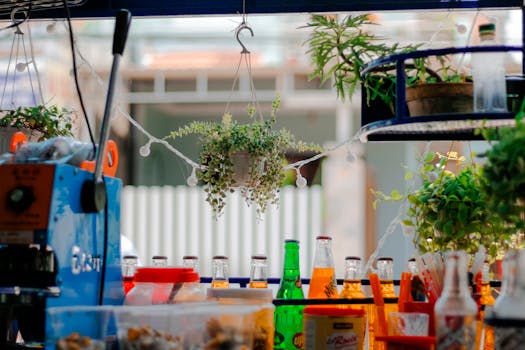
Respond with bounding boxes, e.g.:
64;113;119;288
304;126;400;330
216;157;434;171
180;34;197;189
251;254;267;260
304;306;365;317
479;23;496;35
316;235;332;240
123;255;138;260
284;239;299;243
378;257;394;262
213;255;229;260
183;255;198;260
346;256;361;261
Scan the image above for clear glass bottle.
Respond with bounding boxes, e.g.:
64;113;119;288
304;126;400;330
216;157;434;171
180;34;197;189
152;255;168;267
491;250;525;350
211;255;230;288
435;251;478;350
122;255;138;295
249;254;268;289
472;23;507;113
182;255;199;273
274;239;305;349
308;235;338;299
340;256;371;350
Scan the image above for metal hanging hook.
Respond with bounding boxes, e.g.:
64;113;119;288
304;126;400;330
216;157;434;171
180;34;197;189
235;22;253;54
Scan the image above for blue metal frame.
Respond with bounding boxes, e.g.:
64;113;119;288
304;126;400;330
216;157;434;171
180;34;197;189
6;0;523;19
359;46;524;142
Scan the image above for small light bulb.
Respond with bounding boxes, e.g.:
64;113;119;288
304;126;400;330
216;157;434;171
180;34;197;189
46;22;56;34
456;23;467;34
296;174;307;188
15;63;27;72
139;143;151;157
187;174;198;187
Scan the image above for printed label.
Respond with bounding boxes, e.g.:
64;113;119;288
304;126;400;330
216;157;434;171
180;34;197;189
326;332;358;350
495;327;525;350
436;315;476;350
293;332;304;349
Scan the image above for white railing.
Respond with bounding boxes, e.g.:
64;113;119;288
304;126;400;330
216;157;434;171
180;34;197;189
121;185;324;278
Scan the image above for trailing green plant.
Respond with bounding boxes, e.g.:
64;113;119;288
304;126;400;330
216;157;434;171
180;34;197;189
0;105;74;141
305;14;468;111
166;96;322;217
480;102;525;238
374;151;512;261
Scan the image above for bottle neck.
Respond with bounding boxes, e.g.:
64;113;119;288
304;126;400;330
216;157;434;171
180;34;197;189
313;239;334;268
283;245;301;279
443;253;470;296
250;260;268;282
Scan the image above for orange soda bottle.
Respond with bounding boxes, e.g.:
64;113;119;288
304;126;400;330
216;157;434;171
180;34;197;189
211;255;230;288
340;256;369;350
249;254;269;289
307;235;338;299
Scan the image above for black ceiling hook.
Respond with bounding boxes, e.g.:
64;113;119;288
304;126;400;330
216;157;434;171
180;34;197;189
235;22;253;54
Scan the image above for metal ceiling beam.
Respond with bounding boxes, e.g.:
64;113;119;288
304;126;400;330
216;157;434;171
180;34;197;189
9;0;523;20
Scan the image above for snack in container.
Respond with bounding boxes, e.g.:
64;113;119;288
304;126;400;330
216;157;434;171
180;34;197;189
47;305;114;350
114;302;257;350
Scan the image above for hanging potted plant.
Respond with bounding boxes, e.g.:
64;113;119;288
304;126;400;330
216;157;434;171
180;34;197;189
374;151;512;261
305;14;472;118
165;96;322;217
0;104;75;152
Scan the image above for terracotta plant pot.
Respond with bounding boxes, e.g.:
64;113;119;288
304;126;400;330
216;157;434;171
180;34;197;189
405;82;473;116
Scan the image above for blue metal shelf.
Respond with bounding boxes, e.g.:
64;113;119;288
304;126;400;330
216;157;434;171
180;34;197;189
359;46;524;142
6;0;524;19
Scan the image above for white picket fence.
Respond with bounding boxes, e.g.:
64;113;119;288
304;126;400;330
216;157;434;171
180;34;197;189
121;185;324;278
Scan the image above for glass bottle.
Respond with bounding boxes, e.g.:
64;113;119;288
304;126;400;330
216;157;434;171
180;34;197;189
211;255;230;288
249;254;268;289
492;250;525;350
340;256;371;350
435;251;478;350
152;255;168;267
274;239;305;350
480;260;495;350
308;235;338;299
182;255;199;273
122;255;138;295
408;258;426;302
472;23;507;112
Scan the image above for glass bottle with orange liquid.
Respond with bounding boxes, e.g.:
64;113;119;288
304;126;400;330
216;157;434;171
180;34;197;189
249;254;268;288
374;257;398;350
340;256;370;350
122;255;138;295
480;260;495;350
211;255;230;288
307;235;338;299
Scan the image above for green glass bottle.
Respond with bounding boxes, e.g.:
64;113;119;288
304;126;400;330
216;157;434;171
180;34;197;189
274;239;305;350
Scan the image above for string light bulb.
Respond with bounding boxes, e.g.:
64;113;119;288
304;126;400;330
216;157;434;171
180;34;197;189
15;62;28;72
139;141;151;157
186;167;198;187
46;21;57;34
295;168;307;188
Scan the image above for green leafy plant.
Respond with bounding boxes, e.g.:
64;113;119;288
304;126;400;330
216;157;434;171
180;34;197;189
374;151;511;260
480;105;525;238
0;105;74;141
305;14;467;111
166;96;322;217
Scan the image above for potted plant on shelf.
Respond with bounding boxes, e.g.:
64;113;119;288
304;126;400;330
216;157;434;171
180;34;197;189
374;151;512;261
0;104;75;147
305;14;472;118
165;96;322;217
